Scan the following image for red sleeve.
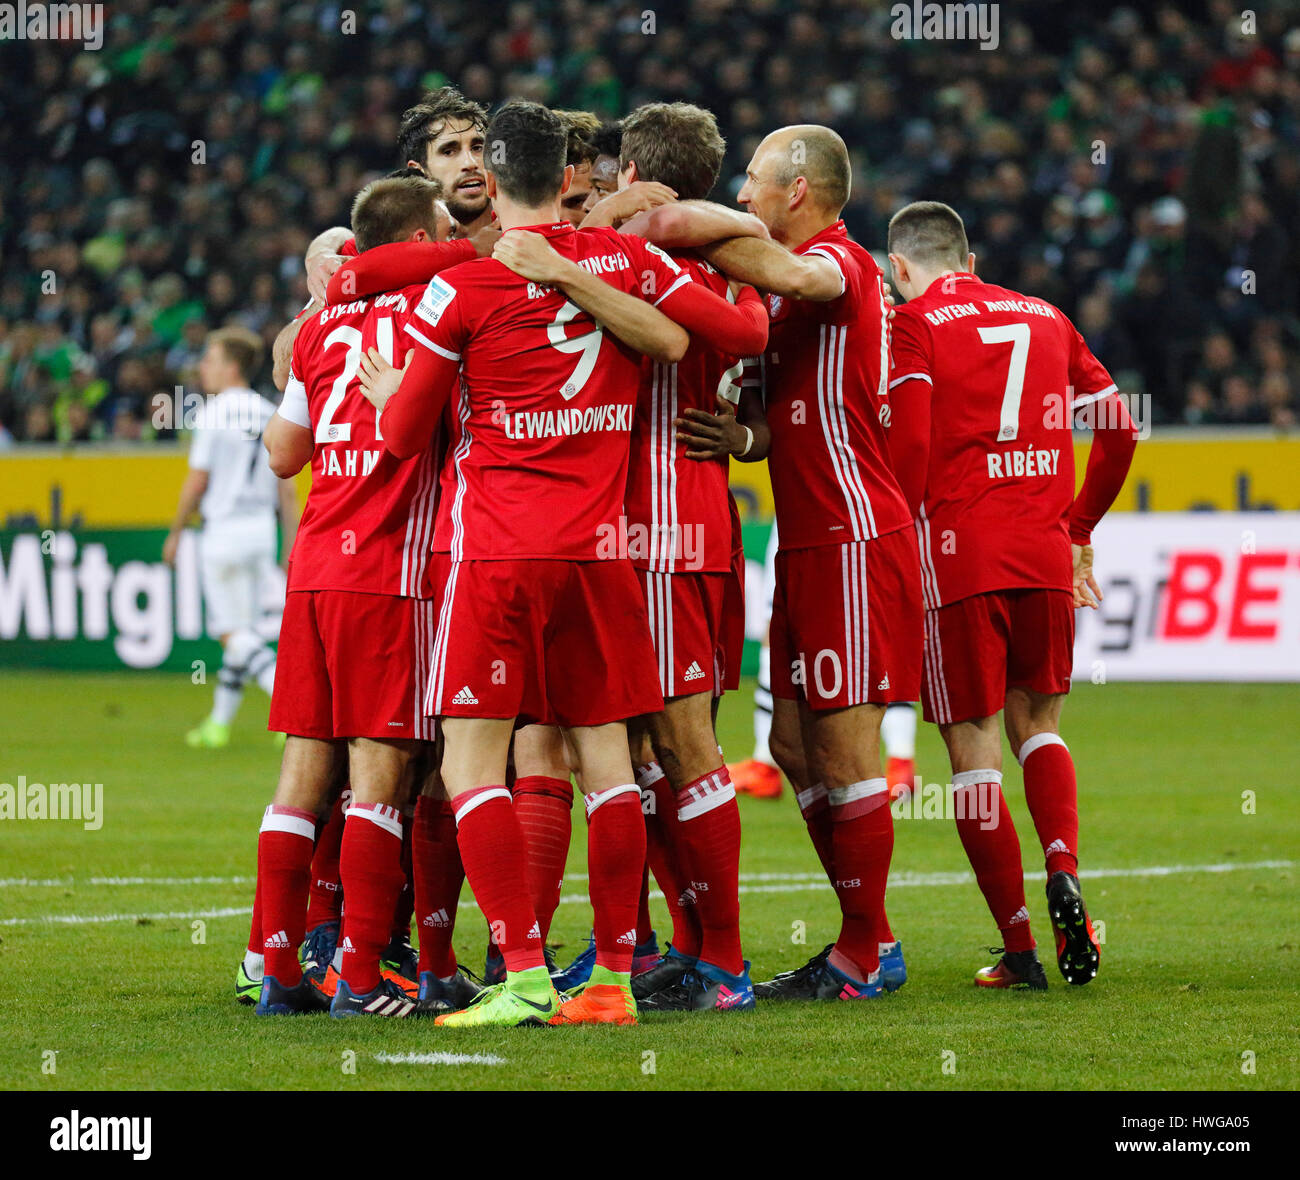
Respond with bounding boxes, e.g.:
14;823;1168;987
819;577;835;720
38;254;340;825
327;239;476;304
886;309;934;516
889;307;935;391
340;237;358;258
888;378;930;518
1068;394;1137;544
658;281;769;356
383;271;470;459
381;345;460;459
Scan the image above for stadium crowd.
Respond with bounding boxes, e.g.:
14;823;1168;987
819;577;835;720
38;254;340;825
1;0;1298;444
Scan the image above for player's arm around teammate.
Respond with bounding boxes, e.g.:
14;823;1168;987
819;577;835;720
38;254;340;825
644;200;842;302
493;229;689;364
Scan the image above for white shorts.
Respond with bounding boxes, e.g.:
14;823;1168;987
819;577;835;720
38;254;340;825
199;517;284;639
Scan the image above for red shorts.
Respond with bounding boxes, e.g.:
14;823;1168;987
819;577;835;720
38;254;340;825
770;528;923;710
719;525;746;693
922;588;1074;725
269;589;437;741
639;569;729;698
428;557;663;728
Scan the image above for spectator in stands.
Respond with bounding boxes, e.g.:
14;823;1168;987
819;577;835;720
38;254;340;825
0;0;1295;441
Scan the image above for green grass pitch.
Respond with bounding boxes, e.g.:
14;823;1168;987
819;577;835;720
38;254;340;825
1;672;1296;1091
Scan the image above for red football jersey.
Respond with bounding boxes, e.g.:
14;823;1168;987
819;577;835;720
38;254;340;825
281;286;440;597
890;271;1117;607
404;221;696;561
760;221;911;550
626;254;741;574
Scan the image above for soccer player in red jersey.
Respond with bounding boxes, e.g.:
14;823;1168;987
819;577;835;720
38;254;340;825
358;101;767;1028
494;110;598;986
886;201;1138;989
583;102;770;1012
270;87;499;391
584;121;624;214
397;87;494;237
249;175;472;1017
642;125;923;1000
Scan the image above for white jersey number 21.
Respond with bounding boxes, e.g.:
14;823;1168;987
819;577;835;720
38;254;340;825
315;317;395;443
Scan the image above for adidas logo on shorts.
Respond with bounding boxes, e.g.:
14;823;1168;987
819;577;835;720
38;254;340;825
422;908;452;928
877;673;890;691
264;929;290;949
683;661;706;682
452;685;479;705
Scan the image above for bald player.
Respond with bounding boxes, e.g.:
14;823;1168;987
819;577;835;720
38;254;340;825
641;125;921;1001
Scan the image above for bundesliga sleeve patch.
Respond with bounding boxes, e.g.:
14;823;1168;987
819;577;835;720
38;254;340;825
416;276;457;327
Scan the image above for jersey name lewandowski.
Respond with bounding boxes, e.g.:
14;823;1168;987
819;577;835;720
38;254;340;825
405;221;694;561
281;286;439;597
890;271;1117;607
760;220;911;550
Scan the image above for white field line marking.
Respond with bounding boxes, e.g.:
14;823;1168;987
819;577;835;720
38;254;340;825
12;857;1289;891
0;875;257;888
1;870;820;889
2;905;257;926
373;1052;506;1067
1;859;1291;927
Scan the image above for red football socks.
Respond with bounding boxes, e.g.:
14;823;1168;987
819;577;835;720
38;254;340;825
796;782;837;886
827;779;892;979
675;767;744;974
304;789;347;931
513;774;573;942
338;802;405;995
638;761;701;959
1019;734;1080;877
412;795;464;978
453;786;545;973
952;770;1034;953
390;802;416;943
585;784;647;974
257;803;317;985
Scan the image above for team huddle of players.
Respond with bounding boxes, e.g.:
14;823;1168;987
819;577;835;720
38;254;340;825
220;87;1136;1026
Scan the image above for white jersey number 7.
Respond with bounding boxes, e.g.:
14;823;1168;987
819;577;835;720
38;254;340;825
977;322;1030;442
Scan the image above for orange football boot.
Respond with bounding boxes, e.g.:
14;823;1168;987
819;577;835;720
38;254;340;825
728;758;783;799
974;948;1048;990
886;756;915;802
549;983;638;1025
309;963;417;1000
